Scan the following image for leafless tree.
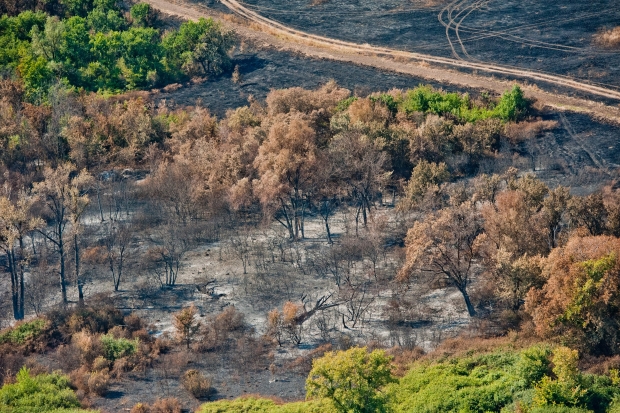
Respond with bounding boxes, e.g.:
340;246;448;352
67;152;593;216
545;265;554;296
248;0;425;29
33;163;92;304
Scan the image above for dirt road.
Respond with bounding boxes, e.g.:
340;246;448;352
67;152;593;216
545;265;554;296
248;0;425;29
145;0;620;123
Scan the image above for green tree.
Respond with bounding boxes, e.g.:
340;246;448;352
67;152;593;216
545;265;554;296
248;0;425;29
17;53;52;101
306;347;394;413
0;11;46;69
118;27;162;89
30;16;66;62
83;30;122;91
0;368;84;412
61;16;90;84
86;6;125;32
129;2;155;27
162;17;234;77
494;85;530;122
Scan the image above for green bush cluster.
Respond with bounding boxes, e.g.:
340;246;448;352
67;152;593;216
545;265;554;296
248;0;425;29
399;84;529;122
197;345;620;413
0;368;97;413
0;319;45;345
100;334;138;361
0;0;234;100
337;84;530;123
197;398;335;413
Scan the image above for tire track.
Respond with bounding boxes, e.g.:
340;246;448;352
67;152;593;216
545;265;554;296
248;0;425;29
442;0;597;57
558;112;608;172
218;0;620;102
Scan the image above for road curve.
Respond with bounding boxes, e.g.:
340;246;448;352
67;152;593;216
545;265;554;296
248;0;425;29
219;0;620;102
143;0;620;124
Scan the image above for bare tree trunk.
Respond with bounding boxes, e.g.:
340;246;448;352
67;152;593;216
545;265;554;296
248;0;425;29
59;235;67;304
324;218;332;244
8;248;24;320
96;180;105;223
300;200;306;240
75;234;84;306
459;287;476;317
17;239;26;320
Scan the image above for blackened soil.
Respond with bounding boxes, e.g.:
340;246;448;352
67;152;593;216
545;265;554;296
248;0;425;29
218;0;620;89
157;49;453;117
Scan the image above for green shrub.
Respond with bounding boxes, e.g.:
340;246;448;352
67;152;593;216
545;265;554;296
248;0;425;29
0;319;46;345
369;93;398;115
197;397;335;413
494;85;530;122
100;334;138;361
528;407;591;413
397;84;529;124
306;347;394;413
0;368;97;413
335;96;357;112
516;345;552;387
197;345;620;413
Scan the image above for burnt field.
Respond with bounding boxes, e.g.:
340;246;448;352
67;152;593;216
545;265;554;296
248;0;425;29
214;0;620;89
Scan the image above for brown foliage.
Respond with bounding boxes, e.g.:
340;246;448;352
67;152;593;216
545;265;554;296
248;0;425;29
69;366;91;396
130;403;151;413
87;370;110;396
388;346;425;377
285;343;332;374
594;26;620;48
253;113;319;239
181;369;213;399
348;98;391;125
0;350;25;385
603;186;620;237
525;235;620;355
173;305;201;349
481;190;549;259
150;398;182;413
568;193;607;236
399;202;482;316
197;306;246;352
72;331;104;369
265;81;349;116
503;120;558;144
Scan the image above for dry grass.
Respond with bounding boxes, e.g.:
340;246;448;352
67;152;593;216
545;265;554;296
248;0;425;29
388;346;425;377
181;369;213;399
503;119;558;144
285;343;332;374
595;26;620;48
150;398;182;413
87;370;110;396
130;403;151;413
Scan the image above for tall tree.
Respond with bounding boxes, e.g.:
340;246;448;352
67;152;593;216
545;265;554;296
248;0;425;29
162;17;234;77
0;193;41;319
399;202;482;316
329;130;390;230
33;162;92;303
253;114;318;240
526;235;620;355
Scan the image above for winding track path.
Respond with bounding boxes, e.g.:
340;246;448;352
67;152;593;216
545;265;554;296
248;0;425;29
145;0;620;122
219;0;620;101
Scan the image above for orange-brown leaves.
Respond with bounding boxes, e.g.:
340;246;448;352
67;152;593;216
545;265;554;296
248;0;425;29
253;113;318;208
399;202;482;316
265;80;349;116
525;235;620;355
481;190;548;258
